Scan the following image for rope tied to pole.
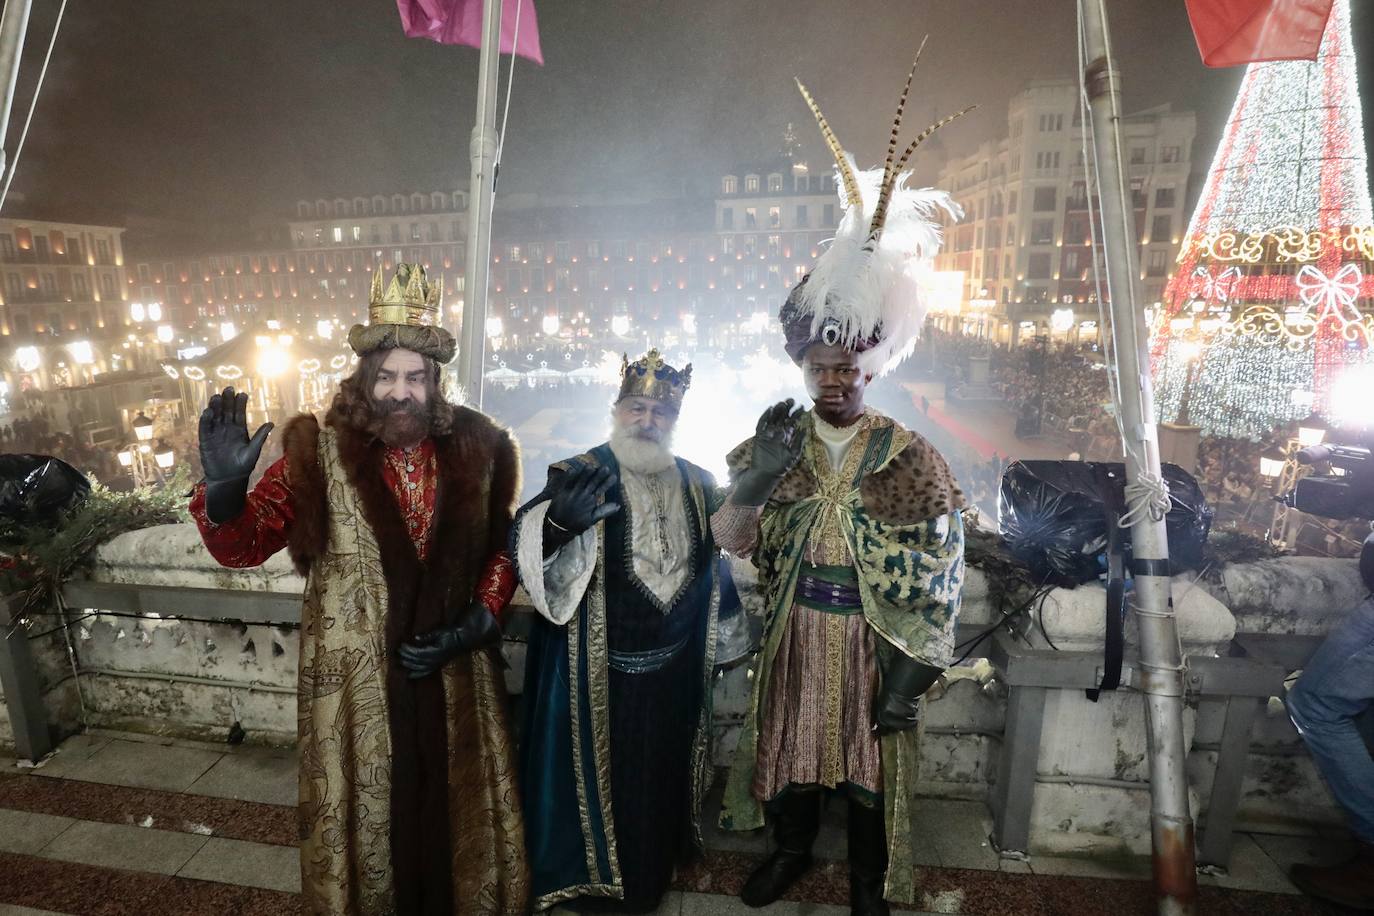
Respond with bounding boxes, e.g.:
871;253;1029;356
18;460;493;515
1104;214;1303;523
1120;472;1172;528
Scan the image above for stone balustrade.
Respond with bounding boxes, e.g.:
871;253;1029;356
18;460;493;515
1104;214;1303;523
0;521;1361;863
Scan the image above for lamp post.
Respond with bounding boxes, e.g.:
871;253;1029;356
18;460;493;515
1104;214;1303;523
120;438;173;488
153;438;175;474
131;410;154;443
1297;412;1328;449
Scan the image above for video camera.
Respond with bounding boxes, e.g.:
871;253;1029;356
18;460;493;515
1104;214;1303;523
1281;441;1374;520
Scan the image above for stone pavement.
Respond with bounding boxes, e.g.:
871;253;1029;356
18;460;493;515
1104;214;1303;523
0;732;1355;915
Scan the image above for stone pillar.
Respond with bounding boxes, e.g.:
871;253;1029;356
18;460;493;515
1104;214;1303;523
967;355;990;386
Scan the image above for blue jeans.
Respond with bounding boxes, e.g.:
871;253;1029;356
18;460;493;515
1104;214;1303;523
1287;596;1374;844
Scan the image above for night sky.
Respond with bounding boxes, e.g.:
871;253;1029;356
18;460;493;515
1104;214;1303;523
8;0;1374;226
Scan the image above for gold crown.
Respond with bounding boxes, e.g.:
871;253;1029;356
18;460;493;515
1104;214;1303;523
617;348;692;412
368;263;442;327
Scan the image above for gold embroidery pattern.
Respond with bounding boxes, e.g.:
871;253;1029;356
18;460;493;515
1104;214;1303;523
298;428;396;915
804;413;875;566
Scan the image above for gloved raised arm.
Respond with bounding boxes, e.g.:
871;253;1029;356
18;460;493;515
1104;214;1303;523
730;399;806;507
542;465;621;557
198;386;274;524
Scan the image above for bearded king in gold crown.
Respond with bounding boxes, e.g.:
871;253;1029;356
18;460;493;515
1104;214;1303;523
190;264;529;915
512;349;750;913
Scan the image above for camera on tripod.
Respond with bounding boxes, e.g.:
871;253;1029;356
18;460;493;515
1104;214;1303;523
1281;441;1374;520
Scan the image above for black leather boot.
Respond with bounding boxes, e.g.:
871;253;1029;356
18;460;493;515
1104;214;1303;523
847;797;890;916
740;791;821;907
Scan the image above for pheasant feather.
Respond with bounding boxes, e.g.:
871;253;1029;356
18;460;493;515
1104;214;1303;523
882;35;927;191
795;78;862;209
869;105;978;242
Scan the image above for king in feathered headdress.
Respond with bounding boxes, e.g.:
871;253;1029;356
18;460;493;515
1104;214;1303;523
781;39;974;377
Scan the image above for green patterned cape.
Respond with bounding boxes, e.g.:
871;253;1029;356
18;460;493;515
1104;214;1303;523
719;411;965;904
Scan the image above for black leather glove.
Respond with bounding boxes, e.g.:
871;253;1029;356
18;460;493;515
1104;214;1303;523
198;386;274;524
873;654;944;735
731;399;806;507
543;465;621;556
397;601;502;679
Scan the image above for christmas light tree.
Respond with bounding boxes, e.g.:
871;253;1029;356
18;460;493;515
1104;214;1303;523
1151;0;1374;438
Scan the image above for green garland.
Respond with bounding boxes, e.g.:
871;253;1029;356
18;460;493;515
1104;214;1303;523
0;471;191;620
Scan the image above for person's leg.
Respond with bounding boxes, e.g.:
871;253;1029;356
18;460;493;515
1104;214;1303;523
847;793;889;916
740;788;822;908
1285;597;1374;910
1287;598;1374;843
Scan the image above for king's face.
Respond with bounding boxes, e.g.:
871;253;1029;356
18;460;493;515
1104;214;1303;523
373;348;429;405
614;396;678;442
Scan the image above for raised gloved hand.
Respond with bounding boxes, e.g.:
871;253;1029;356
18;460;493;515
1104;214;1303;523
397;601;502;679
544;465;620;554
731;399;806;507
198;386;274;523
873;654;944;735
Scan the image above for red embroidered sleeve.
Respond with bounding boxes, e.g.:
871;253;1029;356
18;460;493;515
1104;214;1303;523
475;551;517;619
189;455;295;568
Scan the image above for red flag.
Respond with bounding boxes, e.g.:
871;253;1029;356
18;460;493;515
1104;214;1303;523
1185;0;1333;67
398;0;544;65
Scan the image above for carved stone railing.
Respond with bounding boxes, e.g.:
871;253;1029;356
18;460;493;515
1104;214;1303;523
0;521;1358;866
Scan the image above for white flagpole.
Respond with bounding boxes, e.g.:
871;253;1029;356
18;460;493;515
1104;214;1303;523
1079;2;1197;913
0;0;34;180
457;0;502;408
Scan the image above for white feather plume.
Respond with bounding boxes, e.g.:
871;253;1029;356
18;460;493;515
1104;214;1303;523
796;161;961;376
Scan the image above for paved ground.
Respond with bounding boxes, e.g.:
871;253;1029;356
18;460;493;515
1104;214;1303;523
897;381;1081;463
0;732;1357;915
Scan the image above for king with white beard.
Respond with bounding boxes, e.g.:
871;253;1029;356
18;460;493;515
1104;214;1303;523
513;349;745;913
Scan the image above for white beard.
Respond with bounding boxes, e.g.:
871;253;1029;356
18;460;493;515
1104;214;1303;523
608;420;676;474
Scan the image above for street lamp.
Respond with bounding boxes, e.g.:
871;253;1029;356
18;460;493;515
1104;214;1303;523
1258;447;1287;480
154;439;175;471
132;411;154;442
1297;413;1328;448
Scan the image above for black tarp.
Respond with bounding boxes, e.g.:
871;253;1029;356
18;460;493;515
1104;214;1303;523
998;460;1214;586
0;455;91;526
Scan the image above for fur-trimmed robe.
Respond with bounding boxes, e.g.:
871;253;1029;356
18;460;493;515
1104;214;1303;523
281;406;529;916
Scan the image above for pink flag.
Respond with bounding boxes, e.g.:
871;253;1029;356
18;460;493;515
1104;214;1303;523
1184;0;1333;67
397;0;544;65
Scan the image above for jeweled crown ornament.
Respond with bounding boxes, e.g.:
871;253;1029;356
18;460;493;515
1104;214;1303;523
617;348;692;411
369;263;442;327
348;262;455;363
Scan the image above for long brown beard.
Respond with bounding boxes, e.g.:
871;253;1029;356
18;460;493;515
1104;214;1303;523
371;399;431;448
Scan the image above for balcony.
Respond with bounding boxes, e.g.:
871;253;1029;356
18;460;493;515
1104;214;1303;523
0;524;1361;911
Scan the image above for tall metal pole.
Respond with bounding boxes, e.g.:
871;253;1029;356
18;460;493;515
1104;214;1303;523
0;0;34;179
1079;1;1197;913
457;0;502;408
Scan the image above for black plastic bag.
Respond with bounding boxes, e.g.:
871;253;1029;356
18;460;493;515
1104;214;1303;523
997;460;1214;586
0;454;91;526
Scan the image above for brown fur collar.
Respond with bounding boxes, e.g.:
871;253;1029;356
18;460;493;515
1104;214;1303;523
283;414;325;577
284;406;521;587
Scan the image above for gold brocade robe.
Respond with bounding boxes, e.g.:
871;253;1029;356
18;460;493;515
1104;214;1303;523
294;422;528;915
